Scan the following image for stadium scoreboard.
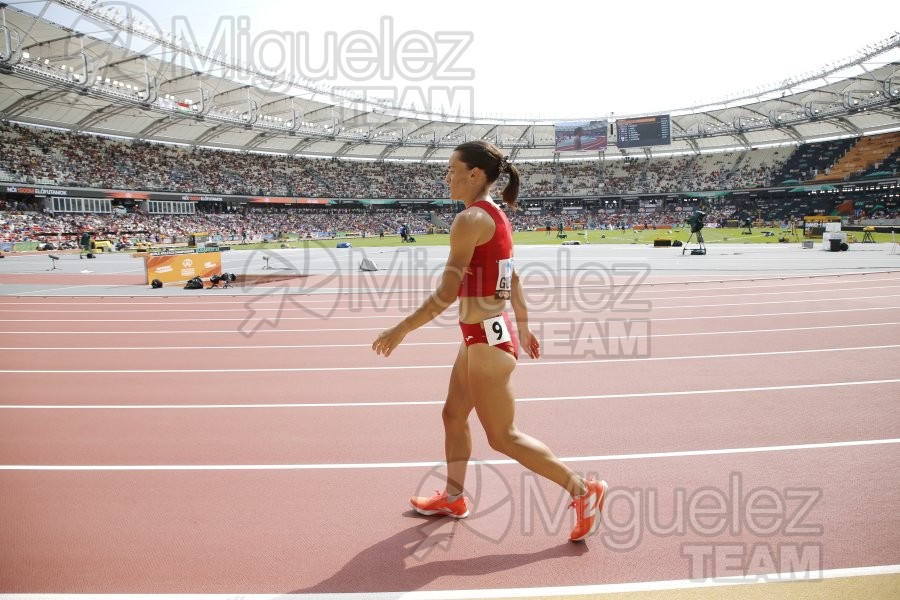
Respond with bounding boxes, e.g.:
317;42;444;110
616;114;671;148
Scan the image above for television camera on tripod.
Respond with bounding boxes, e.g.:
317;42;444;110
683;211;707;255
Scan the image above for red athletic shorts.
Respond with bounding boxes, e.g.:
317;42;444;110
459;312;519;360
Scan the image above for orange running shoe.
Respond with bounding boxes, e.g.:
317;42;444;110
410;490;470;518
569;479;608;542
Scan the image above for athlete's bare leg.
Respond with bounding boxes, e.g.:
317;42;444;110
466;344;586;497
442;342;475;496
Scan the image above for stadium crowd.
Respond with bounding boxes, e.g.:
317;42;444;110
9;197;896;247
5;122;896;200
0;201;436;245
2;122;898;245
0;122;448;198
3;199;897;247
0;120;790;197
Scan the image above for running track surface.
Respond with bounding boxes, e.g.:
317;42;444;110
1;270;899;597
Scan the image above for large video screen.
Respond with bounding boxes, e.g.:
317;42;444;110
555;120;608;152
615;115;671;148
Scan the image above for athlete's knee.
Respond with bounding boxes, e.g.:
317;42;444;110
442;401;471;428
484;427;520;455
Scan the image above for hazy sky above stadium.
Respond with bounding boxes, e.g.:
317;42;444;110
28;0;898;119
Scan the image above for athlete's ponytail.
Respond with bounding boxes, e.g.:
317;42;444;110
454;140;519;211
501;161;520;212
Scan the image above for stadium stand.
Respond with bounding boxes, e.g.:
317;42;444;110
772;138;857;184
816;131;900;182
3;122;898;199
1;121;898;247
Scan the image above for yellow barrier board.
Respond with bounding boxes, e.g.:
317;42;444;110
144;251;222;284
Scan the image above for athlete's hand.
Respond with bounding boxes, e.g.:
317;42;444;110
372;323;408;358
519;329;541;359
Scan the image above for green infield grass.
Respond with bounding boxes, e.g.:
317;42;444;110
229;227;896;250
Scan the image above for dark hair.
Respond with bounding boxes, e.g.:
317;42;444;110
453;140;520;211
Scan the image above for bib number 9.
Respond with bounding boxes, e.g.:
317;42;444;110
483;315;511;346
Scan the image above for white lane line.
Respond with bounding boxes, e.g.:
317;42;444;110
7;285;109;295
2;305;899;335
4;283;900;312
0;344;897;374
3;565;898;598
1;293;898;322
2;379;897;409
1;437;897;470
1;322;897;351
2;267;898;303
0;344;900;375
0;564;897;598
4;273;900;302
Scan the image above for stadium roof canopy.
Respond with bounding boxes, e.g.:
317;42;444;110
1;1;899;162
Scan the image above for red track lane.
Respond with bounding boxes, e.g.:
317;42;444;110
1;285;898;317
2;348;898;405
1;446;898;593
1;309;895;349
2;288;898;316
2;272;899;595
2;278;899;308
0;286;900;320
2;303;899;333
1;324;897;370
4;279;900;306
0;271;897;292
1;385;898;466
0;274;898;307
2;294;891;321
2;306;899;339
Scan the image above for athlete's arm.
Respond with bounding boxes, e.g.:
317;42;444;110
511;269;540;359
372;211;482;357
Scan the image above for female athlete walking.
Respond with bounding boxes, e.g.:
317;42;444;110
372;140;607;541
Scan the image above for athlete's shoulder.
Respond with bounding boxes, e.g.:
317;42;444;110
452;202;497;244
455;202;494;226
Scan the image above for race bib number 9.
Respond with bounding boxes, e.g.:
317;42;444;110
495;257;513;299
483;315;512;346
